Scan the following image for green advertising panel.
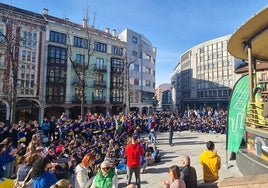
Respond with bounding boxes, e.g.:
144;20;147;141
227;75;249;153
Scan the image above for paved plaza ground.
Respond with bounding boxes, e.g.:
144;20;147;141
118;131;243;188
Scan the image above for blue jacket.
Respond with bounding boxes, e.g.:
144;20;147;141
41;121;50;131
33;171;57;188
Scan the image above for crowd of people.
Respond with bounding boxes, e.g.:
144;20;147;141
0;108;226;188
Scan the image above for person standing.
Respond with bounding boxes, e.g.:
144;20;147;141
125;135;144;188
180;156;197;188
168;118;175;146
148;118;156;146
199;141;221;183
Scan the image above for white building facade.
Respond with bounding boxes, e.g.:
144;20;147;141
119;29;157;115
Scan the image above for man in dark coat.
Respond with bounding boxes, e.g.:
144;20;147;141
180;155;197;188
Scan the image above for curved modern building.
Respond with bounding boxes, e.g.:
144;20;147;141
171;35;244;112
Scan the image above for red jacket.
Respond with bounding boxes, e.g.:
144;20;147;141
125;143;144;167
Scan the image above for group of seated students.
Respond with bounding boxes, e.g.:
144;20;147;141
0;108;227;187
0;113;166;187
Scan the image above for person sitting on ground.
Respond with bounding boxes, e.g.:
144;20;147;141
140;154;147;173
160;165;186;188
75;152;95;188
179;156;197;188
90;160;118;188
31;156;58;188
50;178;72;188
145;151;154;166
199;141;221;183
126;184;138;188
151;146;161;163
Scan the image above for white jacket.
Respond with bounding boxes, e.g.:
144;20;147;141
75;164;95;188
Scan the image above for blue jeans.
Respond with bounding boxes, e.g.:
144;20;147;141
148;131;156;146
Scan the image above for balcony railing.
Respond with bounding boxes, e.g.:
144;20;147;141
94;81;107;87
246;102;268;130
92;96;106;103
94;64;107;72
72;96;80;103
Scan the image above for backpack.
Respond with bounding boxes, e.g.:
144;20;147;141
13;168;33;188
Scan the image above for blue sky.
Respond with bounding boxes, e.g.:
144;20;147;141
2;0;267;87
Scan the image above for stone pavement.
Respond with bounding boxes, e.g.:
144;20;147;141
118;131;243;188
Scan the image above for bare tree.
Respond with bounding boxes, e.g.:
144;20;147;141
65;10;96;118
0;4;45;123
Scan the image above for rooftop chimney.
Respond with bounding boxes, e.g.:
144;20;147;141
43;8;48;15
105;28;110;34
82;19;87;28
112;29;116;37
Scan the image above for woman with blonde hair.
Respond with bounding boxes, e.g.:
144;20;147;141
75;152;95;188
50;179;72;188
26;134;43;154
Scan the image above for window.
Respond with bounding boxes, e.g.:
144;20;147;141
95;89;103;97
50;31;66;44
95;74;103;83
47;66;66;85
96;58;104;68
132;51;137;57
111;58;124;72
22;50;26;61
134;78;139;85
132;36;137;44
112;46;123;56
76;54;85;64
0;28;4;42
146;80;150;87
94;42;107;52
111;89;123;103
74;36;88;48
48;46;67;65
145;67;151;74
22;31;37;47
134;64;139;72
46;85;65;102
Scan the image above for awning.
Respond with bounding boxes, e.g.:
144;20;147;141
228;6;268;62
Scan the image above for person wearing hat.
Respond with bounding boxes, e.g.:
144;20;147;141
90;160;118;188
199;141;221;183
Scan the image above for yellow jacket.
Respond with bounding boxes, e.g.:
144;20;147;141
200;149;221;182
0;178;14;188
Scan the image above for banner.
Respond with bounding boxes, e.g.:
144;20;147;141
227;75;249;153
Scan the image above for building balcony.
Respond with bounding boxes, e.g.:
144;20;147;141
72;79;81;85
72;96;80;103
110;100;124;104
92;96;106;103
94;64;107;72
94;81;107;87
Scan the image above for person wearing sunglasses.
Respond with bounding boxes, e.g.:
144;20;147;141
90;161;118;188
